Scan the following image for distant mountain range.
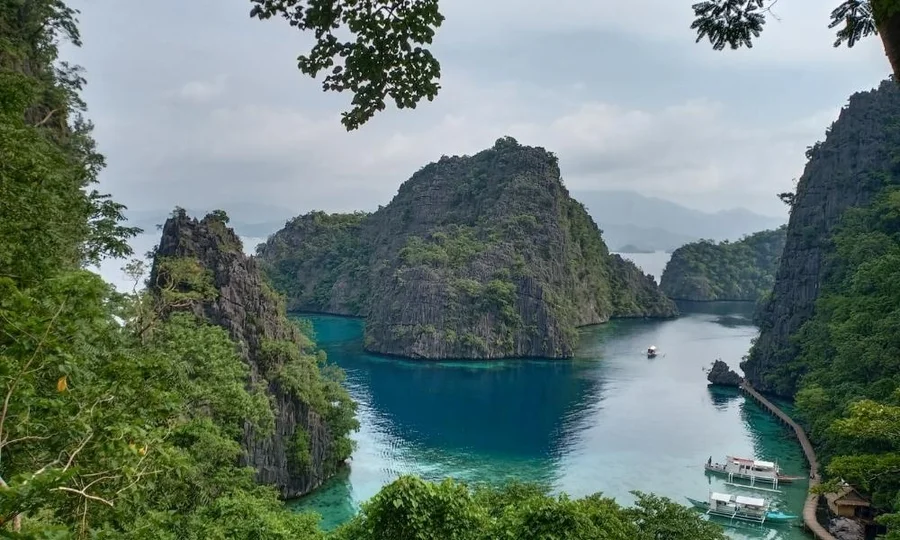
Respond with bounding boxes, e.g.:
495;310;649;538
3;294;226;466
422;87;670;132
125;192;786;255
570;190;786;253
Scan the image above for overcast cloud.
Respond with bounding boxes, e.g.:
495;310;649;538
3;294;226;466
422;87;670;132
66;0;889;220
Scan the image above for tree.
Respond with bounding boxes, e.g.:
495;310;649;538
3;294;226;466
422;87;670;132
330;476;727;540
251;0;900;131
689;1;895;69
249;0;443;131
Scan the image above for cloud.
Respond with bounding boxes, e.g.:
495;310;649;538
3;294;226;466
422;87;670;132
441;0;887;69
101;68;833;218
510;99;838;202
65;0;888;222
174;76;227;103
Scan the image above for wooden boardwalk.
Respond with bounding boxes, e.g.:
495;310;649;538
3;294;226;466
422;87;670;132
739;382;836;540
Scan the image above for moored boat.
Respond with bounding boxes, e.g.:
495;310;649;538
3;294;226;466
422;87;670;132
686;492;798;524
704;455;804;488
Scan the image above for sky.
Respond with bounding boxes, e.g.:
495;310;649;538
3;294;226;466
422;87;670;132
65;0;890;221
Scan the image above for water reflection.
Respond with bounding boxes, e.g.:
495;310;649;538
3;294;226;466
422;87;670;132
676;300;756;317
292;305;810;539
708;386;743;411
318;323;607;460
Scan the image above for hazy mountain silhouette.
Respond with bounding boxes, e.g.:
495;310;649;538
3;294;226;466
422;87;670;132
571;190;785;253
127;203;295;239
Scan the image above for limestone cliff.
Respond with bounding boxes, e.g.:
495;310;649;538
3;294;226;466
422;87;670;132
258;137;677;360
150;210;357;498
743;79;900;395
659;227;786;302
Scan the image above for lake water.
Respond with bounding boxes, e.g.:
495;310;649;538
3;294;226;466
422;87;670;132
292;303;811;540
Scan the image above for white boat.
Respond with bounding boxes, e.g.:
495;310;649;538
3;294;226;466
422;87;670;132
704;455;803;491
686;492;796;524
647;345;657;358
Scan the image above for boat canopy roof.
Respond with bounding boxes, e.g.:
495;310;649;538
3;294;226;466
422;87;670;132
735;495;766;507
710;492;732;503
648;346;657;350
729;456;776;469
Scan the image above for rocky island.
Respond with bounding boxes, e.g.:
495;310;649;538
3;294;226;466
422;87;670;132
659;227;786;302
258;137;677;360
151;210;358;498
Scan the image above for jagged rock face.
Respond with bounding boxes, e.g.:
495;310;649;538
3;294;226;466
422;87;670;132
659;227;787;302
828;517;865;540
258;137;677;360
743;79;900;395
150;212;335;498
706;359;742;387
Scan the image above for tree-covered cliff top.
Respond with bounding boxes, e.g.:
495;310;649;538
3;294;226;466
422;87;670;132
659;226;787;302
150;209;359;497
258;137;676;360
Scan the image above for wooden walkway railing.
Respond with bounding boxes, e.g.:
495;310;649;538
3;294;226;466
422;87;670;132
739;382;836;540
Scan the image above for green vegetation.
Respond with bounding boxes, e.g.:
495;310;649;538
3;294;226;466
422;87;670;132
257;211;370;313
0;3;348;536
659;227;787;301
331;476;727;540
768;188;900;535
250;0;900;130
260;138;675;360
399;226;489;268
260;336;356;466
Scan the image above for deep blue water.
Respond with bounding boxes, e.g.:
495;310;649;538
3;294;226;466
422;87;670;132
291;302;811;540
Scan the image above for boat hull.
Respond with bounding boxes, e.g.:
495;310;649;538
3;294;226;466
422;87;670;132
685;497;798;524
704;463;802;483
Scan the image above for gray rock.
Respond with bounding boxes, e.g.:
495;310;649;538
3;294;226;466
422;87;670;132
744;79;900;395
707;359;743;387
258;137;678;360
150;211;345;498
828;517;865;540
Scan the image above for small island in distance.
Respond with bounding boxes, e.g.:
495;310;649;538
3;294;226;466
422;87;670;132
615;244;657;254
659;227;787;302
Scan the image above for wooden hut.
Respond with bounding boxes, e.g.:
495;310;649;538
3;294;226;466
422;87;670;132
825;483;872;520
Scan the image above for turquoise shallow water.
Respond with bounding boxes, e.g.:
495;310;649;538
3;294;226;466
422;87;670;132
291;302;812;540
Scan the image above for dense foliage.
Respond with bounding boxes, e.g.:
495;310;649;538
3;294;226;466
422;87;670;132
659;227;786;301
331;476;727;540
257;211;371;314
778;187;900;536
0;2;341;537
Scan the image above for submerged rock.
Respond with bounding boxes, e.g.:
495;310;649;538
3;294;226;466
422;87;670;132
150;210;356;498
707;359;743;387
257;137;678;360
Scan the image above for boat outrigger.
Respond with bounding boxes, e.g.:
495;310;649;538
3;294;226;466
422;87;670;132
704;456;804;491
647;346;657;358
686;492;798;524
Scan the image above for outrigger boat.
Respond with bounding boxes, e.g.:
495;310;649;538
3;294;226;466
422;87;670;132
704;455;804;491
686;492;798;524
647;345;658;358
